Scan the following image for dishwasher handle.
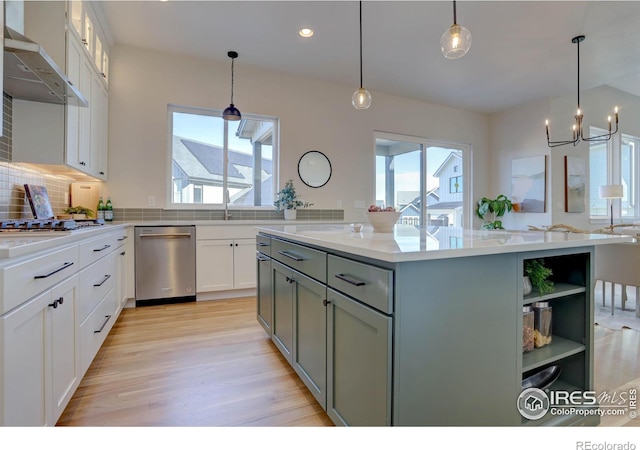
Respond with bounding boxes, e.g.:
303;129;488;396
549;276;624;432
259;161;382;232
138;232;193;238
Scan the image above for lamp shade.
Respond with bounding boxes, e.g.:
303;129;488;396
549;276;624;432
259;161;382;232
599;184;624;199
222;104;241;121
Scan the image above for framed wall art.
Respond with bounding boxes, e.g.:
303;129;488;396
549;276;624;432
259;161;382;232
511;155;547;213
564;155;586;213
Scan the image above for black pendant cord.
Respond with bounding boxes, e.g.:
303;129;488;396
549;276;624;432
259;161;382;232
453;0;457;25
576;37;580;111
359;1;363;89
230;57;235;105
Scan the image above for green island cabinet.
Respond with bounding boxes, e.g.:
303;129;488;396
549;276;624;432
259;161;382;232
255;226;629;426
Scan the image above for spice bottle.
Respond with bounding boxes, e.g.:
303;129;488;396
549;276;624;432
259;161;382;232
523;306;534;352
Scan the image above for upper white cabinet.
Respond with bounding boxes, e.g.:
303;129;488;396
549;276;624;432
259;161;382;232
69;0;109;86
11;0;110;180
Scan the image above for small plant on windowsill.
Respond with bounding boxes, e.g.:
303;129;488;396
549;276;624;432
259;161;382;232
274;179;313;220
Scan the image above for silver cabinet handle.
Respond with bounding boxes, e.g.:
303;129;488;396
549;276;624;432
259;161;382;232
257;242;269;247
34;262;74;279
93;244;111;252
94;315;112;333
335;273;365;287
257;256;270;262
94;274;111;287
117;236;128;241
278;250;304;261
139;233;192;238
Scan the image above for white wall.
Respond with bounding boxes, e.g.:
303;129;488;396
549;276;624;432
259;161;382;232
106;44;490;222
490;85;640;231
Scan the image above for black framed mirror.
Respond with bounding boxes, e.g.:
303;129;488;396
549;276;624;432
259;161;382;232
298;151;332;188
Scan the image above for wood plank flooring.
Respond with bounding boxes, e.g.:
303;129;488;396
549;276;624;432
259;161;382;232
57;297;333;426
57;297;639;427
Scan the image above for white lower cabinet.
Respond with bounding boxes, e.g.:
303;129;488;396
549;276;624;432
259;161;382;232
0;226;128;426
196;238;256;292
0;274;79;426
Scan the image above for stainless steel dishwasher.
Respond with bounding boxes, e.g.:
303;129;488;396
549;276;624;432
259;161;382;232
134;225;196;306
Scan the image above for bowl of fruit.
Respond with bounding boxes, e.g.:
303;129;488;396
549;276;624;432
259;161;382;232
366;205;401;233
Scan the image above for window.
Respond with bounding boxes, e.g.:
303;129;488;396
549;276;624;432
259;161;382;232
169;105;278;207
589;127;640;221
450;176;463;194
375;132;470;228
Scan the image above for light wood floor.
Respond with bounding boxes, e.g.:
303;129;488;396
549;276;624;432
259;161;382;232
57;297;640;427
57;297;333;426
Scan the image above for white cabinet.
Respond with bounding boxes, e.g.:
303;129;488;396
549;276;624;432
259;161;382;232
0;225;128;426
197;239;255;292
0;274;79;426
11;0;109;180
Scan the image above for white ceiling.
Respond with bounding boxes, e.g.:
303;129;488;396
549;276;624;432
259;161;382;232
98;0;640;114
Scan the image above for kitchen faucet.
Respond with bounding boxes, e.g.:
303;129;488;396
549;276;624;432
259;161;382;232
224;189;232;220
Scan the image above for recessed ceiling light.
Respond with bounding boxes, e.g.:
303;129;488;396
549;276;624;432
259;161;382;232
299;28;314;38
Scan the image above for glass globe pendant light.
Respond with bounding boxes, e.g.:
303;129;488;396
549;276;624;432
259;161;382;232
352;1;371;109
222;51;242;121
440;1;471;60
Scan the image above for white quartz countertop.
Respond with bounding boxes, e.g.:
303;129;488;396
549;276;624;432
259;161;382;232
0;223;129;260
256;224;635;263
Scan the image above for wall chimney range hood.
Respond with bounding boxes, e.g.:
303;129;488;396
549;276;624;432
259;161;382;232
3;26;88;107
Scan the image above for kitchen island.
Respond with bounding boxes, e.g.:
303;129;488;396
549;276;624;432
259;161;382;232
255;224;632;426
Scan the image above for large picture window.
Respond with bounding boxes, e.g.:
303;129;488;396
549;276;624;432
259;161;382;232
169;105;278;207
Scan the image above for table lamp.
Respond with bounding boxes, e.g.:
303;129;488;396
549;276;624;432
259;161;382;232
599;184;624;228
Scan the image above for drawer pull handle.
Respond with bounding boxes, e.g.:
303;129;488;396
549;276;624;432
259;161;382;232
139;233;192;238
285;276;296;284
48;297;64;309
278;250;304;262
93;244;111;252
117;236;128;241
257;256;270;262
94;274;111;287
120;251;126;256
94;315;112;334
257;242;270;247
34;262;74;279
335;273;365;286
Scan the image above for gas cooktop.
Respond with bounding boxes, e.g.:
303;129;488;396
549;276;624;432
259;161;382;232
0;219;105;232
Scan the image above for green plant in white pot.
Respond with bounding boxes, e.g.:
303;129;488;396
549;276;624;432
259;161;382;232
274;179;313;220
476;194;513;230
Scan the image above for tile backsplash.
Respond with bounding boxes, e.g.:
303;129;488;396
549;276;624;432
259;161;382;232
0;93;74;220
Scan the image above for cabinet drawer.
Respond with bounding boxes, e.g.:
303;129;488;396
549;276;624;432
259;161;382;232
78;251;116;322
327;255;393;314
79;288;115;376
78;231;120;268
0;245;79;315
271;238;326;283
256;234;271;257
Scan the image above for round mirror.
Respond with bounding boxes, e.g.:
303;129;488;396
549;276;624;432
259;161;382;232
298;151;332;188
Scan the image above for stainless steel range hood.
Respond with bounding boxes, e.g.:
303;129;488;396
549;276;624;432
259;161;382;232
3;26;88;107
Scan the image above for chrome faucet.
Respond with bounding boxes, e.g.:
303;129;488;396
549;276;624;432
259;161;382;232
224;189;232;220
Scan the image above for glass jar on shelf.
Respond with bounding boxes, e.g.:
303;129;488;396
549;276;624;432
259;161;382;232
532;301;552;348
523;306;534;352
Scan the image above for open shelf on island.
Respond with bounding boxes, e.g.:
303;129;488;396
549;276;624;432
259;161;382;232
523;282;586;304
522;335;586;372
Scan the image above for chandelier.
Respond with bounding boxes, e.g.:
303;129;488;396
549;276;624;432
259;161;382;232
545;36;618;148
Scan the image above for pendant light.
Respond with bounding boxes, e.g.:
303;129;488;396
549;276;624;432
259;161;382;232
545;36;619;148
352;1;371;110
222;51;241;121
440;1;472;60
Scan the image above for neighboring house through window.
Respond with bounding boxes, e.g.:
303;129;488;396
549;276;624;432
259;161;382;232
169;104;278;207
375;131;471;228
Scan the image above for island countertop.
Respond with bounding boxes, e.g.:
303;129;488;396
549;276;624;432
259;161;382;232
255;224;634;263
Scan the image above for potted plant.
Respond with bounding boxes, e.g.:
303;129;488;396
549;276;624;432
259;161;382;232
274;179;313;220
476;194;513;229
524;259;554;296
63;206;94;220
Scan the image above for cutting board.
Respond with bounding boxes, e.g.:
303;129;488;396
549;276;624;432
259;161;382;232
71;182;101;219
